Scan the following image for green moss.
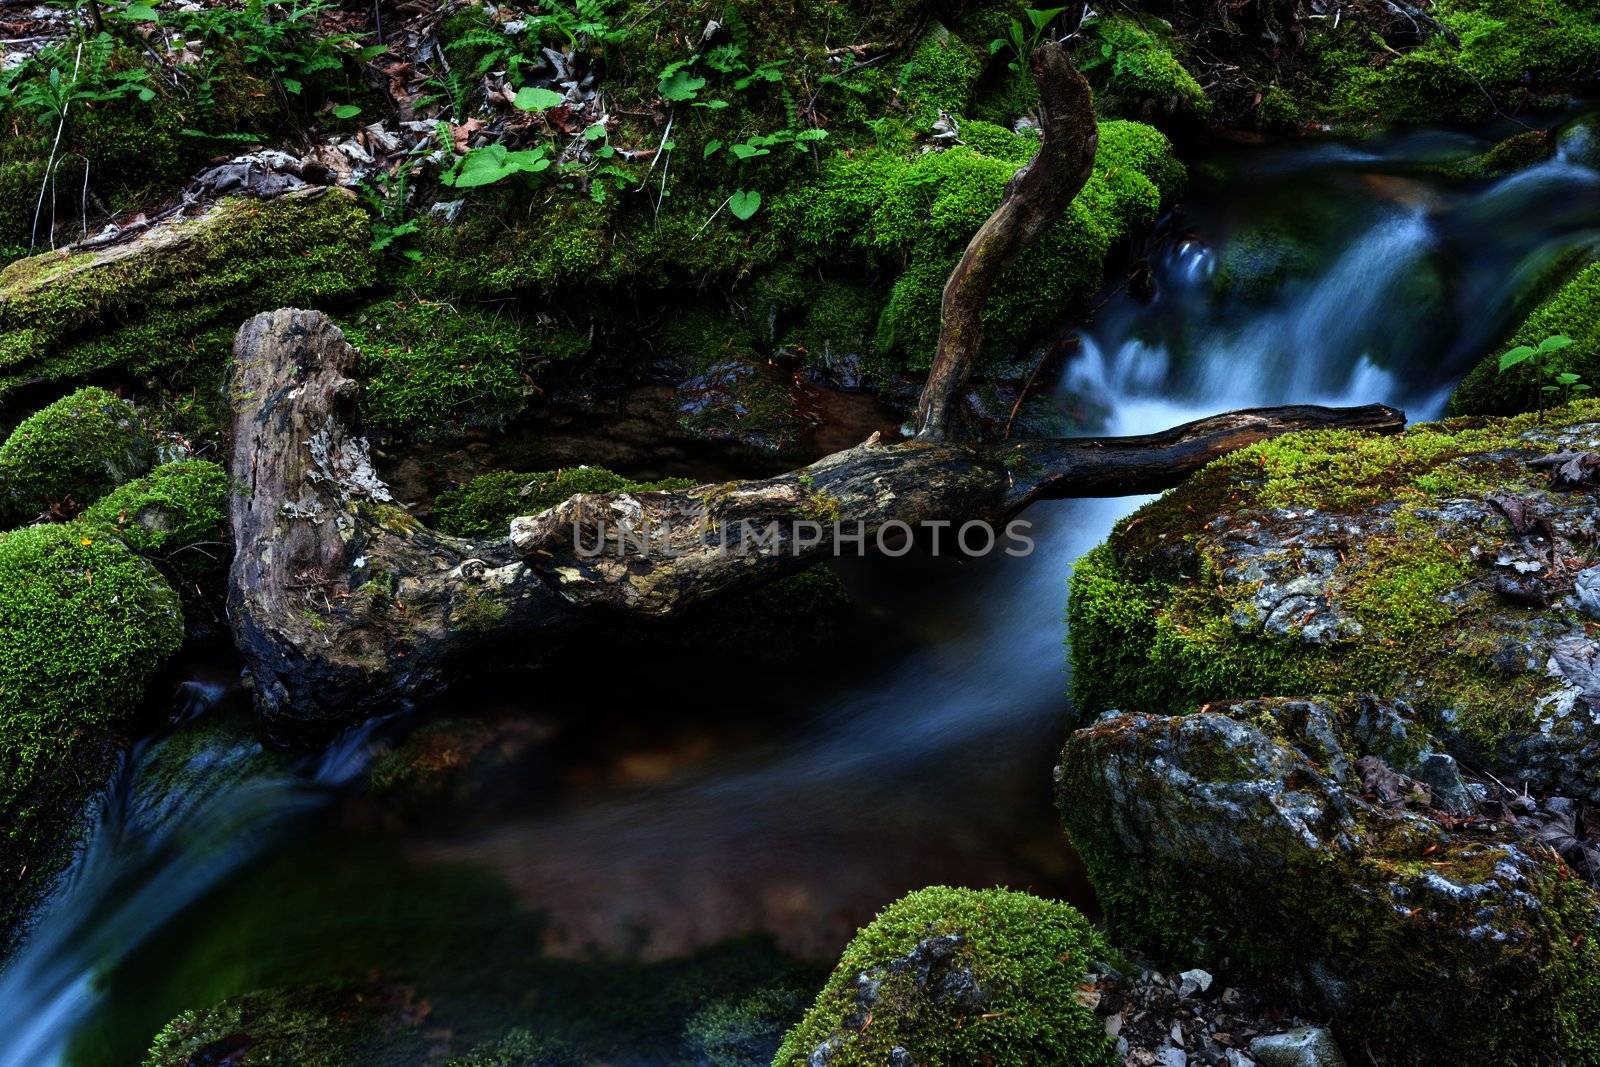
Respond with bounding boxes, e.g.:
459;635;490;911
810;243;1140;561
1315;0;1600;126
685;985;808;1067
774;886;1114;1067
781;117;1179;372
80;460;232;611
0;521;184;952
1067;400;1600;750
1076;14;1211;122
341;297;533;441
0;386;153;524
141;984;429;1067
431;467;696;539
446;1029;580;1067
1423;129;1553;181
897;28;983;125
79;460;228;558
0;189;375;398
1451;259;1600;416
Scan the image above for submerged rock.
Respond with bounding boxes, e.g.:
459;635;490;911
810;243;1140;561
141;983;435;1067
1057;695;1600;1064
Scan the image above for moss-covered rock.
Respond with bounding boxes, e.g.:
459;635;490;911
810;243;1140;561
0;521;184;952
0;386;154;523
80;460;232;616
685;985;809;1067
446;1029;580;1067
1058;695;1600;1064
1423;129;1554;181
773;886;1115;1067
0;188;374;400
1076;14;1210;123
343;297;534;441
141;983;432;1067
431;466;696;540
1067;400;1600;799
1450;259;1600;416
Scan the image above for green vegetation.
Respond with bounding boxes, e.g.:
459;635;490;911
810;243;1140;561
0;521;183;953
1313;0;1600;126
1076;14;1210;121
342;298;534;440
0;386;152;524
1452;261;1600;415
431;466;696;539
80;460;232;610
0;1;376;256
141;984;430;1067
447;1030;581;1067
774;886;1114;1067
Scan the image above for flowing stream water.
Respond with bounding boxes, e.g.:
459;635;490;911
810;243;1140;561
3;121;1598;1065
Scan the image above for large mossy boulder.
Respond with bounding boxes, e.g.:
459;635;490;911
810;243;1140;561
1058;695;1600;1064
0;188;374;400
0;522;183;951
1451;259;1600;416
0;386;154;524
1068;400;1600;798
773;886;1115;1067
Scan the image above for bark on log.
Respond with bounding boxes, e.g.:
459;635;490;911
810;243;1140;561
225;308;1403;726
227;309;569;736
914;40;1098;440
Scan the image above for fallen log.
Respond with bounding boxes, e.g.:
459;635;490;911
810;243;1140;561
226;308;1403;729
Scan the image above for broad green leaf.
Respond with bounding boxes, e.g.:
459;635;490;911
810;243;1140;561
728;189;761;221
332;103;362;119
583;123;608;141
117;3;160;21
729;142;769;160
514;86;565;111
1498;346;1537;372
1539;334;1575;352
703;139;724;158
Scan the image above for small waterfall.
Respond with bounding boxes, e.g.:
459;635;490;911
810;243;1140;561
0;707;384;1067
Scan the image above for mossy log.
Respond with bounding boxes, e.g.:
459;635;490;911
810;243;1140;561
227;308;1401;728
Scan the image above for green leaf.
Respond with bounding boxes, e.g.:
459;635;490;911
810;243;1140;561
729;142;769;160
694;98;730;109
332;103;362;119
794;128;828;142
1027;6;1068;31
281;77;303;94
658;69;706;102
1555;372;1583;385
117;3;160;21
703;139;723;158
1539;334;1575;353
583;122;608;141
514;86;566;111
728;189;761;221
1498;346;1537;372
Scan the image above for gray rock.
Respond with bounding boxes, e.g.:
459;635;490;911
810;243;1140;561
1250;1027;1346;1067
1575;565;1600;621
